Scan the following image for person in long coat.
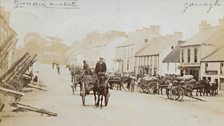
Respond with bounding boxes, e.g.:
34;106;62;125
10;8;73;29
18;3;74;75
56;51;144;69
95;57;107;75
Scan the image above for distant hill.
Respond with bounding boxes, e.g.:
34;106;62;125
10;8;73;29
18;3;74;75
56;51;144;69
16;32;69;64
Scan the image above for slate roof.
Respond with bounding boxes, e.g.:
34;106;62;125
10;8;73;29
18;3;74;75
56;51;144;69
135;37;177;56
163;45;181;63
182;27;224;47
201;46;224;62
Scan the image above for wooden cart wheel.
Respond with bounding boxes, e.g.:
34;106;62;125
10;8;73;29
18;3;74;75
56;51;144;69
170;87;179;100
177;87;184;101
148;82;157;94
81;82;86;106
150;86;159;95
142;85;149;94
170;86;184;101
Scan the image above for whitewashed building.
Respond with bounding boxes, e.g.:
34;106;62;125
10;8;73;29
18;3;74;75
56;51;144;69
201;47;224;90
115;26;161;73
162;41;185;75
134;32;182;76
115;42;134;73
85;37;127;72
180;19;224;80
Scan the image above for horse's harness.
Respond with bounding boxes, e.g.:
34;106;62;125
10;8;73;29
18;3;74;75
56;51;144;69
97;72;107;87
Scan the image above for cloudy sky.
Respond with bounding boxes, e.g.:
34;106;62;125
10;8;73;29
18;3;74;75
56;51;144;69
1;0;224;46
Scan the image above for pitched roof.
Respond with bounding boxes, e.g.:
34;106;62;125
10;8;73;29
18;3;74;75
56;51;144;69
201;46;224;62
162;45;181;63
135;37;177;56
182;27;224;47
116;41;134;48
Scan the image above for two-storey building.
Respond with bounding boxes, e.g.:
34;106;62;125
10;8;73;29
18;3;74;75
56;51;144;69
180;19;224;80
162;41;185;75
115;41;134;73
115;25;161;73
134;32;182;76
201;47;224;90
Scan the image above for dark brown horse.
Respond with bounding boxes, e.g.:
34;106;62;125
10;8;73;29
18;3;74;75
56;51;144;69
95;73;109;107
108;74;123;90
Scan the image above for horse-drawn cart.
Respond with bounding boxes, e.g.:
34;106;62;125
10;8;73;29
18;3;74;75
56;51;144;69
108;73;123;90
80;73;110;107
80;75;97;106
166;75;205;102
137;76;159;94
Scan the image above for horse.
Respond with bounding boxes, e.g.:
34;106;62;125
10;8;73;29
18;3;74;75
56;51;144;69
108;75;123;90
95;73;109;107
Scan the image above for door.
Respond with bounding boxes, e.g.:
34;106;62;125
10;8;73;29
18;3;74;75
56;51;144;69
220;78;224;90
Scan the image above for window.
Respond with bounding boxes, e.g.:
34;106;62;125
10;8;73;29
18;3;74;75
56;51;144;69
146;56;149;66
140;57;143;66
187;49;190;63
127;49;130;59
181;50;184;63
205;63;208;73
221;63;223;74
167;63;169;71
127;60;129;71
175;64;177;73
154;56;157;66
138;57;141;66
144;57;146;66
194;48;198;63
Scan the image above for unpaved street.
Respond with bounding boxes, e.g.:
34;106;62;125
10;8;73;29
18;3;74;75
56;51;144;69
1;64;224;126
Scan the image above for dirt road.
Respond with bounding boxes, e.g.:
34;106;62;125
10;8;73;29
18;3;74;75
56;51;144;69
1;64;224;126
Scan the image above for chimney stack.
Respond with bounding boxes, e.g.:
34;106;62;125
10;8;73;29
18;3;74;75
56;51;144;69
199;20;211;32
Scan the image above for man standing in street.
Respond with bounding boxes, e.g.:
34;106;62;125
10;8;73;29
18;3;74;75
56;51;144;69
56;64;60;75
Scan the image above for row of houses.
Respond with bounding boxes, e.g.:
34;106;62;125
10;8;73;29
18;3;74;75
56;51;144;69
115;17;224;90
180;19;224;90
66;17;224;90
115;25;182;76
65;31;128;72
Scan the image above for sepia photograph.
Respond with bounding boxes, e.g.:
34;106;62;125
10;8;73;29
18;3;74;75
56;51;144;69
0;0;224;126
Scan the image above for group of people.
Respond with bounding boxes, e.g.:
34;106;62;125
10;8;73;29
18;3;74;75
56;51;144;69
83;57;107;77
52;62;60;75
